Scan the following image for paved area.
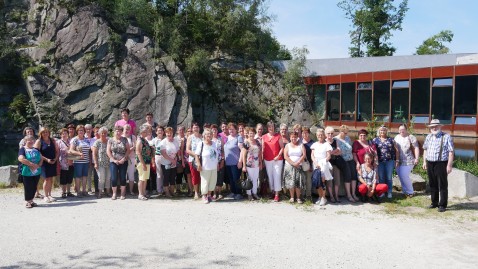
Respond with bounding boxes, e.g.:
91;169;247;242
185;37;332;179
1;190;478;269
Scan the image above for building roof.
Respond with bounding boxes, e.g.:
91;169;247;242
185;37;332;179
274;53;478;77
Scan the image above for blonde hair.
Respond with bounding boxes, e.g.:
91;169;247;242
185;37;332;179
324;126;335;134
38;127;51;137
338;125;349;133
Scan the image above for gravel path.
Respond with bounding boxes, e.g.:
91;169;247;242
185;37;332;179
1;190;478;269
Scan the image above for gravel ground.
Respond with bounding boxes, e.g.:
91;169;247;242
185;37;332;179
1;189;478;269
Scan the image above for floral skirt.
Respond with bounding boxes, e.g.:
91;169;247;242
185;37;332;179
283;162;305;189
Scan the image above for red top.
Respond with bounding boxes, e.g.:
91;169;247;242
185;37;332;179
352;140;377;165
262;133;283;161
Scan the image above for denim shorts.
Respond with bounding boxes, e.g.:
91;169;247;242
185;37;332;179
74;163;89;178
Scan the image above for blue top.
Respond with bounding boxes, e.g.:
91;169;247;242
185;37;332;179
335;136;354;161
423;131;454;162
19;147;42;176
224;135;244;166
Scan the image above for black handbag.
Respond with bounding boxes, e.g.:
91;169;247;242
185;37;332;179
237;172;253;190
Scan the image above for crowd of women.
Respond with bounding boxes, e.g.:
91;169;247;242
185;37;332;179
18;108;421;208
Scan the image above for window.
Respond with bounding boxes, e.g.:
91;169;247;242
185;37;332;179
392;80;409;88
433;78;452;87
455;76;477;115
455;116;476;125
373;80;390;114
341;83;355;121
358;82;372;89
357;90;372;122
327;84;340;121
391;88;409;122
432;78;453;124
410;78;430;114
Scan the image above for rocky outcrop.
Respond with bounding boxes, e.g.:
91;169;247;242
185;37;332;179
1;0;313;131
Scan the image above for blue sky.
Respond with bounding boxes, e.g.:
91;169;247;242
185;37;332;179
268;0;478;59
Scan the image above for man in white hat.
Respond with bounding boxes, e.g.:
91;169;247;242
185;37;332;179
422;119;454;212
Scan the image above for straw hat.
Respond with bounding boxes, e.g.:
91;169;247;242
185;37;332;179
427;119;443;127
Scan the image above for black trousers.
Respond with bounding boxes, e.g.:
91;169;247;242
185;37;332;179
427;161;448;208
23;175;40;201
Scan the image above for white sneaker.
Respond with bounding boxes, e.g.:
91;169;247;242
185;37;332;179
319;197;327;206
203;196;209;204
387;193;392;199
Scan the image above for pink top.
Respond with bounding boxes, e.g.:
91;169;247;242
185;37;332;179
262;133;283;161
115;119;137;135
219;132;228;145
352;140;377;165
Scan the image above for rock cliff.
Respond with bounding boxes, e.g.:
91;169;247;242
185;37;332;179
1;0;314;131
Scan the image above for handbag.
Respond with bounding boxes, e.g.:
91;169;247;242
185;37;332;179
192;142;204;170
301;160;310;171
237;172;253;190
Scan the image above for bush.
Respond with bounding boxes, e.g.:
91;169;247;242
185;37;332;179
454;159;478;177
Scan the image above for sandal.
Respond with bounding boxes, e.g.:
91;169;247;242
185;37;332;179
297;199;303;204
35;193;44;199
25;202;33;208
30;202;38;207
61;193;67;198
120;196;126;200
348;196;355;203
289;198;295;203
111;195;117;200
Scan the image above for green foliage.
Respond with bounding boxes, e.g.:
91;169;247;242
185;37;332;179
184;49;211;80
415;30;454;55
7;94;35;129
454;159;478;177
412;157;428;181
281;47;309;92
338;0;409;57
365;116;384;140
22;65;48;79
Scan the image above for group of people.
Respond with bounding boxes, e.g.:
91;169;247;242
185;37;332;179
17;109;454;212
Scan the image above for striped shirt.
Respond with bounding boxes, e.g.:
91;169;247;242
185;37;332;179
72;137;91;164
423;131;454;162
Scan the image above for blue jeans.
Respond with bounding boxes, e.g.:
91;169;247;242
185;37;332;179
378;160;394;194
110;162;128;187
225;165;242;194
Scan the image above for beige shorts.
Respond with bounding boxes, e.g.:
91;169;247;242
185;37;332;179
136;163;150;182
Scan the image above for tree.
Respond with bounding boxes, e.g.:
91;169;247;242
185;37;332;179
338;0;409;57
415;30;454;55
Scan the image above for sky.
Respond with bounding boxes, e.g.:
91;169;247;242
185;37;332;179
267;0;478;59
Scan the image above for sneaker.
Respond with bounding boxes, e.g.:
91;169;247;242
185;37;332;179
203;196;209;204
48;196;56;202
319;197;327;206
227;193;235;199
387;193;392;199
297;199;303;204
273;195;279;202
43;197;51;203
194;194;200;200
234;194;243;200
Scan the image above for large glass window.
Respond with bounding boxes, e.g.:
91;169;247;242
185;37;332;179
357;90;372;122
341;82;355;121
431;78;453;124
455;76;477;115
410;78;430;114
327;84;340;121
391;80;409;122
373;80;390;114
313;85;326;121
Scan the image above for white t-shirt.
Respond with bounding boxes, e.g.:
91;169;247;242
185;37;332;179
159;138;180;165
195;141;220;171
310;141;333;161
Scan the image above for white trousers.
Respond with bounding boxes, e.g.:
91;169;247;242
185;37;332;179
246;167;259;195
264;160;283;192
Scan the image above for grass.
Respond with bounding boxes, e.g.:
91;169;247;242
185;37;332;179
0;182;10;189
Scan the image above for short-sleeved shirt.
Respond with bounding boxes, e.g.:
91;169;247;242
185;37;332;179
262;133;282;161
152;136;162;156
372;137;396;162
360;164;377;185
352;140;377;165
159;138;180;166
195;141;220;170
71;137;91;164
93;139;109;168
224;135;244;166
136;137;152;164
18;147;42;176
311;141;333;161
423;131;454;162
394;134;419;166
115;119;137;135
188;135;203;163
108;137;128;161
335;136;354;161
244;140;261;168
57;139;71;170
212;138;223;161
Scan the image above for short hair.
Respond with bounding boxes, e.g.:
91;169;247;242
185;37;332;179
238;122;245;128
279;123;287;130
364;152;375;160
177;125;185;131
85;124;92;129
121;108;130;114
210;124;218;129
165;127;174;134
76;125;85;132
302;126;310;133
67;124;75;129
266;121;274;129
377;125;388;136
114;125;124;131
398;124;408;130
123;124;131;130
256;123;264;129
98;127;109;134
23;127;35;136
146;112;153;117
59;128;68;135
203;122;211;129
191;122;200;128
293;124;302;130
324;126;335;134
338;125;349;133
290;131;299;137
246;127;256;134
94;124;101;129
156;125;164;132
316;128;325;135
358;129;368;136
24;135;35;142
139;124;149;134
202;128;211;136
227;122;237;130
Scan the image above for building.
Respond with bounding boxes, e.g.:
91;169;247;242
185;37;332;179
299;53;478;137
